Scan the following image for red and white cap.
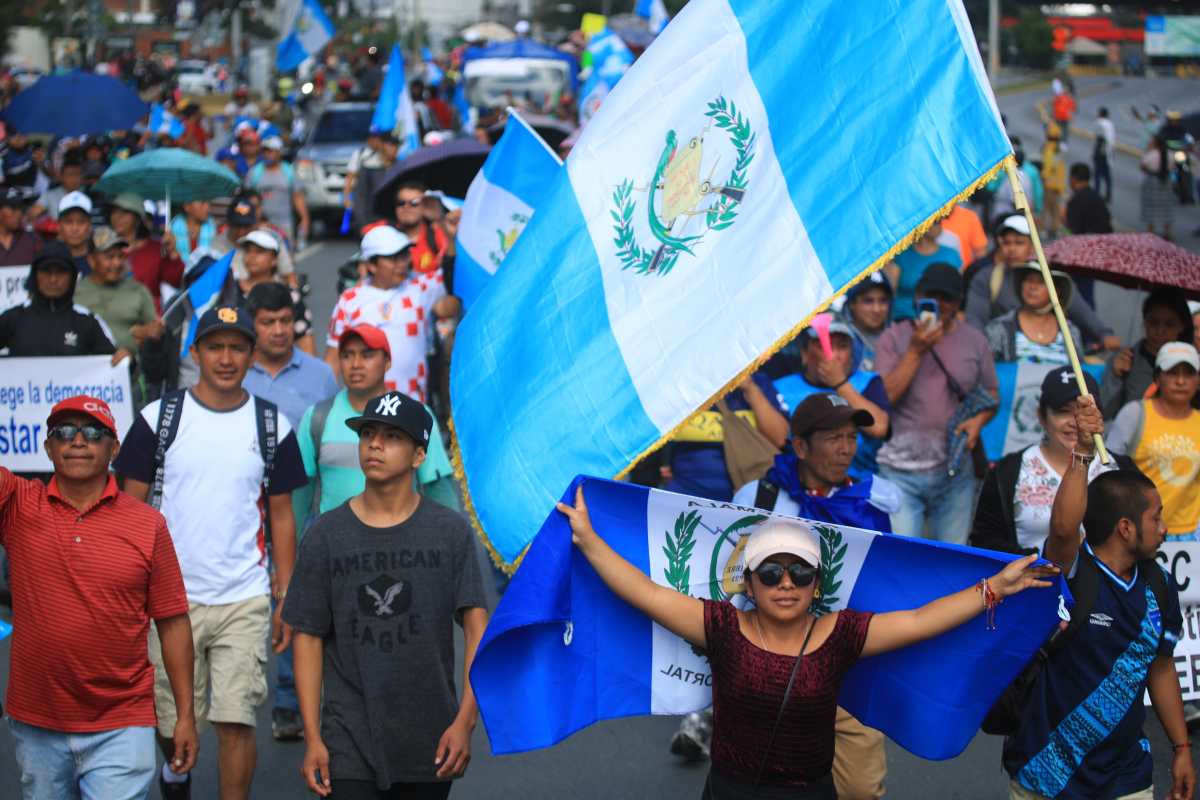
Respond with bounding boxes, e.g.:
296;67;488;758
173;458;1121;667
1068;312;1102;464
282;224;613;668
339;324;392;357
742;518;822;572
47;395;117;435
1156;341;1200;373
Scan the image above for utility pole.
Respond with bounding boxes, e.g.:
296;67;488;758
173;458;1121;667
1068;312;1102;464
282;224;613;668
231;2;242;77
988;0;999;77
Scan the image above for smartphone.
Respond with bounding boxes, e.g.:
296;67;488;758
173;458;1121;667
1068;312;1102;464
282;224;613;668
916;298;939;329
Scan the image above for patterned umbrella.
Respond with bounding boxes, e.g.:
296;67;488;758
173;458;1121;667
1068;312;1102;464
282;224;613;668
1044;233;1200;298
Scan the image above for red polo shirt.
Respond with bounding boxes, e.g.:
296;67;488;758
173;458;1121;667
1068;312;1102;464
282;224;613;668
0;468;189;732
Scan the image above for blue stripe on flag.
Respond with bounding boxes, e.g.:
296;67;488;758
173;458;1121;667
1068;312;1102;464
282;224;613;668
454;246;493;310
480;115;562;207
981;362;1106;461
451;179;659;563
182;251;234;352
728;0;1008;290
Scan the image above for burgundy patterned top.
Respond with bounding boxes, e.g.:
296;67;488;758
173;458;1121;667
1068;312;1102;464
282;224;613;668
703;599;873;787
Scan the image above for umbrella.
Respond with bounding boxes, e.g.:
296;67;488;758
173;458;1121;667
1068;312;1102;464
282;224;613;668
1044;233;1200;298
94;148;240;221
486;112;576;151
373;139;491;217
1;71;149;137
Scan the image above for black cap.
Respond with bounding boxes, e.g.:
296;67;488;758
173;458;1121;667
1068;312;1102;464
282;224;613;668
345;391;433;448
0;184;33;207
915;262;964;302
789;393;874;438
846;270;893;301
32;241;77;272
192;306;256;345
1040;366;1100;411
227;199;258;227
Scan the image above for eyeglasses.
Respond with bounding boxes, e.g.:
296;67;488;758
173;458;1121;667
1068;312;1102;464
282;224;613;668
753;562;818;588
396;198;423;208
48;423;113;442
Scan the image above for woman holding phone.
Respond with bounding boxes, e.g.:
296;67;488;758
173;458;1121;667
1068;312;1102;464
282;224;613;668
557;487;1055;800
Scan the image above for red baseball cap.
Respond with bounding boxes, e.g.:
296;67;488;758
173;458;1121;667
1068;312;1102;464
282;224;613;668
47;395;117;435
339;324;391;357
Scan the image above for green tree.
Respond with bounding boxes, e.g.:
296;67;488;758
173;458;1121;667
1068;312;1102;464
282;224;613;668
1012;8;1054;70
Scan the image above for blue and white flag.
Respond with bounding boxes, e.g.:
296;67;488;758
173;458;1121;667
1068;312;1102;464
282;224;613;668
455;111;562;308
371;45;420;154
451;0;1010;569
277;0;336;73
981;362;1105;461
471;477;1067;758
148;104;185;140
634;0;670;34
578;29;634;125
180;251;233;352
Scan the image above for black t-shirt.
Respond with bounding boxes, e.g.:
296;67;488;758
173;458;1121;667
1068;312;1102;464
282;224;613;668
282;499;487;788
1065;187;1113;235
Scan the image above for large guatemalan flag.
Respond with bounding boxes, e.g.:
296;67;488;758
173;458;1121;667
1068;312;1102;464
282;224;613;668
455;111;562;308
451;0;1011;570
471;478;1068;758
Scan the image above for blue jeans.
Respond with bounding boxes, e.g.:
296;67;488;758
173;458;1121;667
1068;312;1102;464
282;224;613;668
8;719;155;800
271;595;298;712
877;463;979;544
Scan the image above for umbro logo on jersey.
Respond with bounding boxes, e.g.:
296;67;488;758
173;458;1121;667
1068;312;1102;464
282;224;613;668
1088;613;1113;628
63;330;78;347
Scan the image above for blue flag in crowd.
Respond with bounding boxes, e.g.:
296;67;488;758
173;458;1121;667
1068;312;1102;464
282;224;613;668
277;0;336;72
634;0;670;34
578;29;634;125
450;0;1010;569
981;362;1105;461
148;104;185;139
181;251;233;352
471;478;1067;758
371;45;420;154
455;111;562;308
421;46;444;88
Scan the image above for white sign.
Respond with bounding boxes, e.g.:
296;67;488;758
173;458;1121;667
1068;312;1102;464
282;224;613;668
1157;541;1199;604
1173;605;1200;703
1146;542;1200;704
0;356;133;471
1;265;29;314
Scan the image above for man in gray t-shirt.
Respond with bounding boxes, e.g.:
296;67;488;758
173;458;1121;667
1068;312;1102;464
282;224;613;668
283;391;488;797
246;137;310;246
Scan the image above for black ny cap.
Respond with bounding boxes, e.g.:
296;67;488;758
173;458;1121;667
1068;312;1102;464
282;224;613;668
345;391;432;448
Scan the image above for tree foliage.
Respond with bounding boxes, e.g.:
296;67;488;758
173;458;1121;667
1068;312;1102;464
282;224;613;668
1012;8;1054;70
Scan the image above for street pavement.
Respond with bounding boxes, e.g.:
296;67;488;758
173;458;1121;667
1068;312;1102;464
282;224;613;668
2;76;1199;799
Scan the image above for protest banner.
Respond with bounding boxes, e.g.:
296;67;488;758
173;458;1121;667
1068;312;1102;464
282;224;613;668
1145;541;1200;703
0;355;133;471
0;265;29;315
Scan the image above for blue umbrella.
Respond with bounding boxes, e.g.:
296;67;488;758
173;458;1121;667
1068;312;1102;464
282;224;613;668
93;148;240;219
1;71;149;137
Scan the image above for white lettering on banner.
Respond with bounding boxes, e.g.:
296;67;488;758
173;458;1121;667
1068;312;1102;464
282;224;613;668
0;265;29;315
0;356;133;472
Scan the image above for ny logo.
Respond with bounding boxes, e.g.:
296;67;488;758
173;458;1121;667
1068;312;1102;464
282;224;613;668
378;395;402;416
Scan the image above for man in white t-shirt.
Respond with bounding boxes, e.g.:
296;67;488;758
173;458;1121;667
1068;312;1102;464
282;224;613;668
114;305;308;800
325;226;461;402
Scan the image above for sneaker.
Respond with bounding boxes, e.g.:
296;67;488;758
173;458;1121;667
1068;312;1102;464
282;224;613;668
272;707;304;741
669;709;713;762
1186;701;1200;728
159;773;191;799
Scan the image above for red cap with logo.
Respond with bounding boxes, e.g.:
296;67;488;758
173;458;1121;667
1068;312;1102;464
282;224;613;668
339;324;391;357
47;395;117;435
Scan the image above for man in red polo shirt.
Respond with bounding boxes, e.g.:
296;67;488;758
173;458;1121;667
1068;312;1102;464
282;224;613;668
0;395;198;800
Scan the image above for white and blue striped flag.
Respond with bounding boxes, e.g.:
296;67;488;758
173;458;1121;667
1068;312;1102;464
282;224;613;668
634;0;670;34
578;29;634;125
981;362;1105;461
471;478;1066;757
371;44;420;154
180;251;233;352
451;0;1010;569
277;0;336;73
455;111;562;308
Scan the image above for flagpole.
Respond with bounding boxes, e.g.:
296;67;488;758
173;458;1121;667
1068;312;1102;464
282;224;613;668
1003;156;1110;464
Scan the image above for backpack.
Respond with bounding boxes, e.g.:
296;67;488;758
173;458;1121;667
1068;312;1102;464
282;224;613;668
980;550;1168;736
149;389;280;537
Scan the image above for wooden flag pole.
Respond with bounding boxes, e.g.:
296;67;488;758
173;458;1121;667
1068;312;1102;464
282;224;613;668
1003;156;1110;464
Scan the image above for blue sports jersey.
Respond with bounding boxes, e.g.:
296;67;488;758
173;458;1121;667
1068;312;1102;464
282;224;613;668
1003;544;1183;799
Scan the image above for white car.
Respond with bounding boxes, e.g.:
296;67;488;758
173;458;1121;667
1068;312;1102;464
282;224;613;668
176;60;221;94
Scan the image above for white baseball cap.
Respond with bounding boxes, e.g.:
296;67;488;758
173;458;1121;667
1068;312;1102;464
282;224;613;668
1156;341;1200;373
59;191;93;216
996;214;1031;237
360;226;413;260
742;518;822;573
262;136;284;151
237;229;280;252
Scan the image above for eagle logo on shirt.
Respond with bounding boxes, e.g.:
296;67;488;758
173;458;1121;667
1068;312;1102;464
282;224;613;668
357;574;412;618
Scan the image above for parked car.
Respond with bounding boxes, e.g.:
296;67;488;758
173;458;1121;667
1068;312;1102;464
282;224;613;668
295;101;374;228
175;60;221;94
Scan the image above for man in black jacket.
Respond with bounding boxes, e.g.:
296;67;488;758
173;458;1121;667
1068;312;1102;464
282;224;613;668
0;241;127;362
970;366;1135;555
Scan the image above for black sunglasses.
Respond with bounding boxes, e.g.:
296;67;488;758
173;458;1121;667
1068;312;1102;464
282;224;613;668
48;423;113;442
753;562;818;588
396;198;423;207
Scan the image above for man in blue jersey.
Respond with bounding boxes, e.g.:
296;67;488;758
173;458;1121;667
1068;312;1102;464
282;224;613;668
1003;396;1194;800
773;318;891;477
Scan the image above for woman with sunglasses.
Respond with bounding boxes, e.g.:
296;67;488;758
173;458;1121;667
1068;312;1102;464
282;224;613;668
557;487;1055;800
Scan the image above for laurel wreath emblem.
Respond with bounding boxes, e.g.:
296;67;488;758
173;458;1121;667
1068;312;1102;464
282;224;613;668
663;510;700;595
611;95;756;277
809;523;847;617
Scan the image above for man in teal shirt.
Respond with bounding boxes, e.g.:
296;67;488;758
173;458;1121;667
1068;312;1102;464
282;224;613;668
292;323;458;529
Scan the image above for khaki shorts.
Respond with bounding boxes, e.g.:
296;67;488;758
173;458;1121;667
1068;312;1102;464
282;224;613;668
1008;779;1153;800
149;594;270;737
832;706;887;800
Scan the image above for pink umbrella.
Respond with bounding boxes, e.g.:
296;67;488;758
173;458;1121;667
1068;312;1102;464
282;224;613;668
1044;233;1200;298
